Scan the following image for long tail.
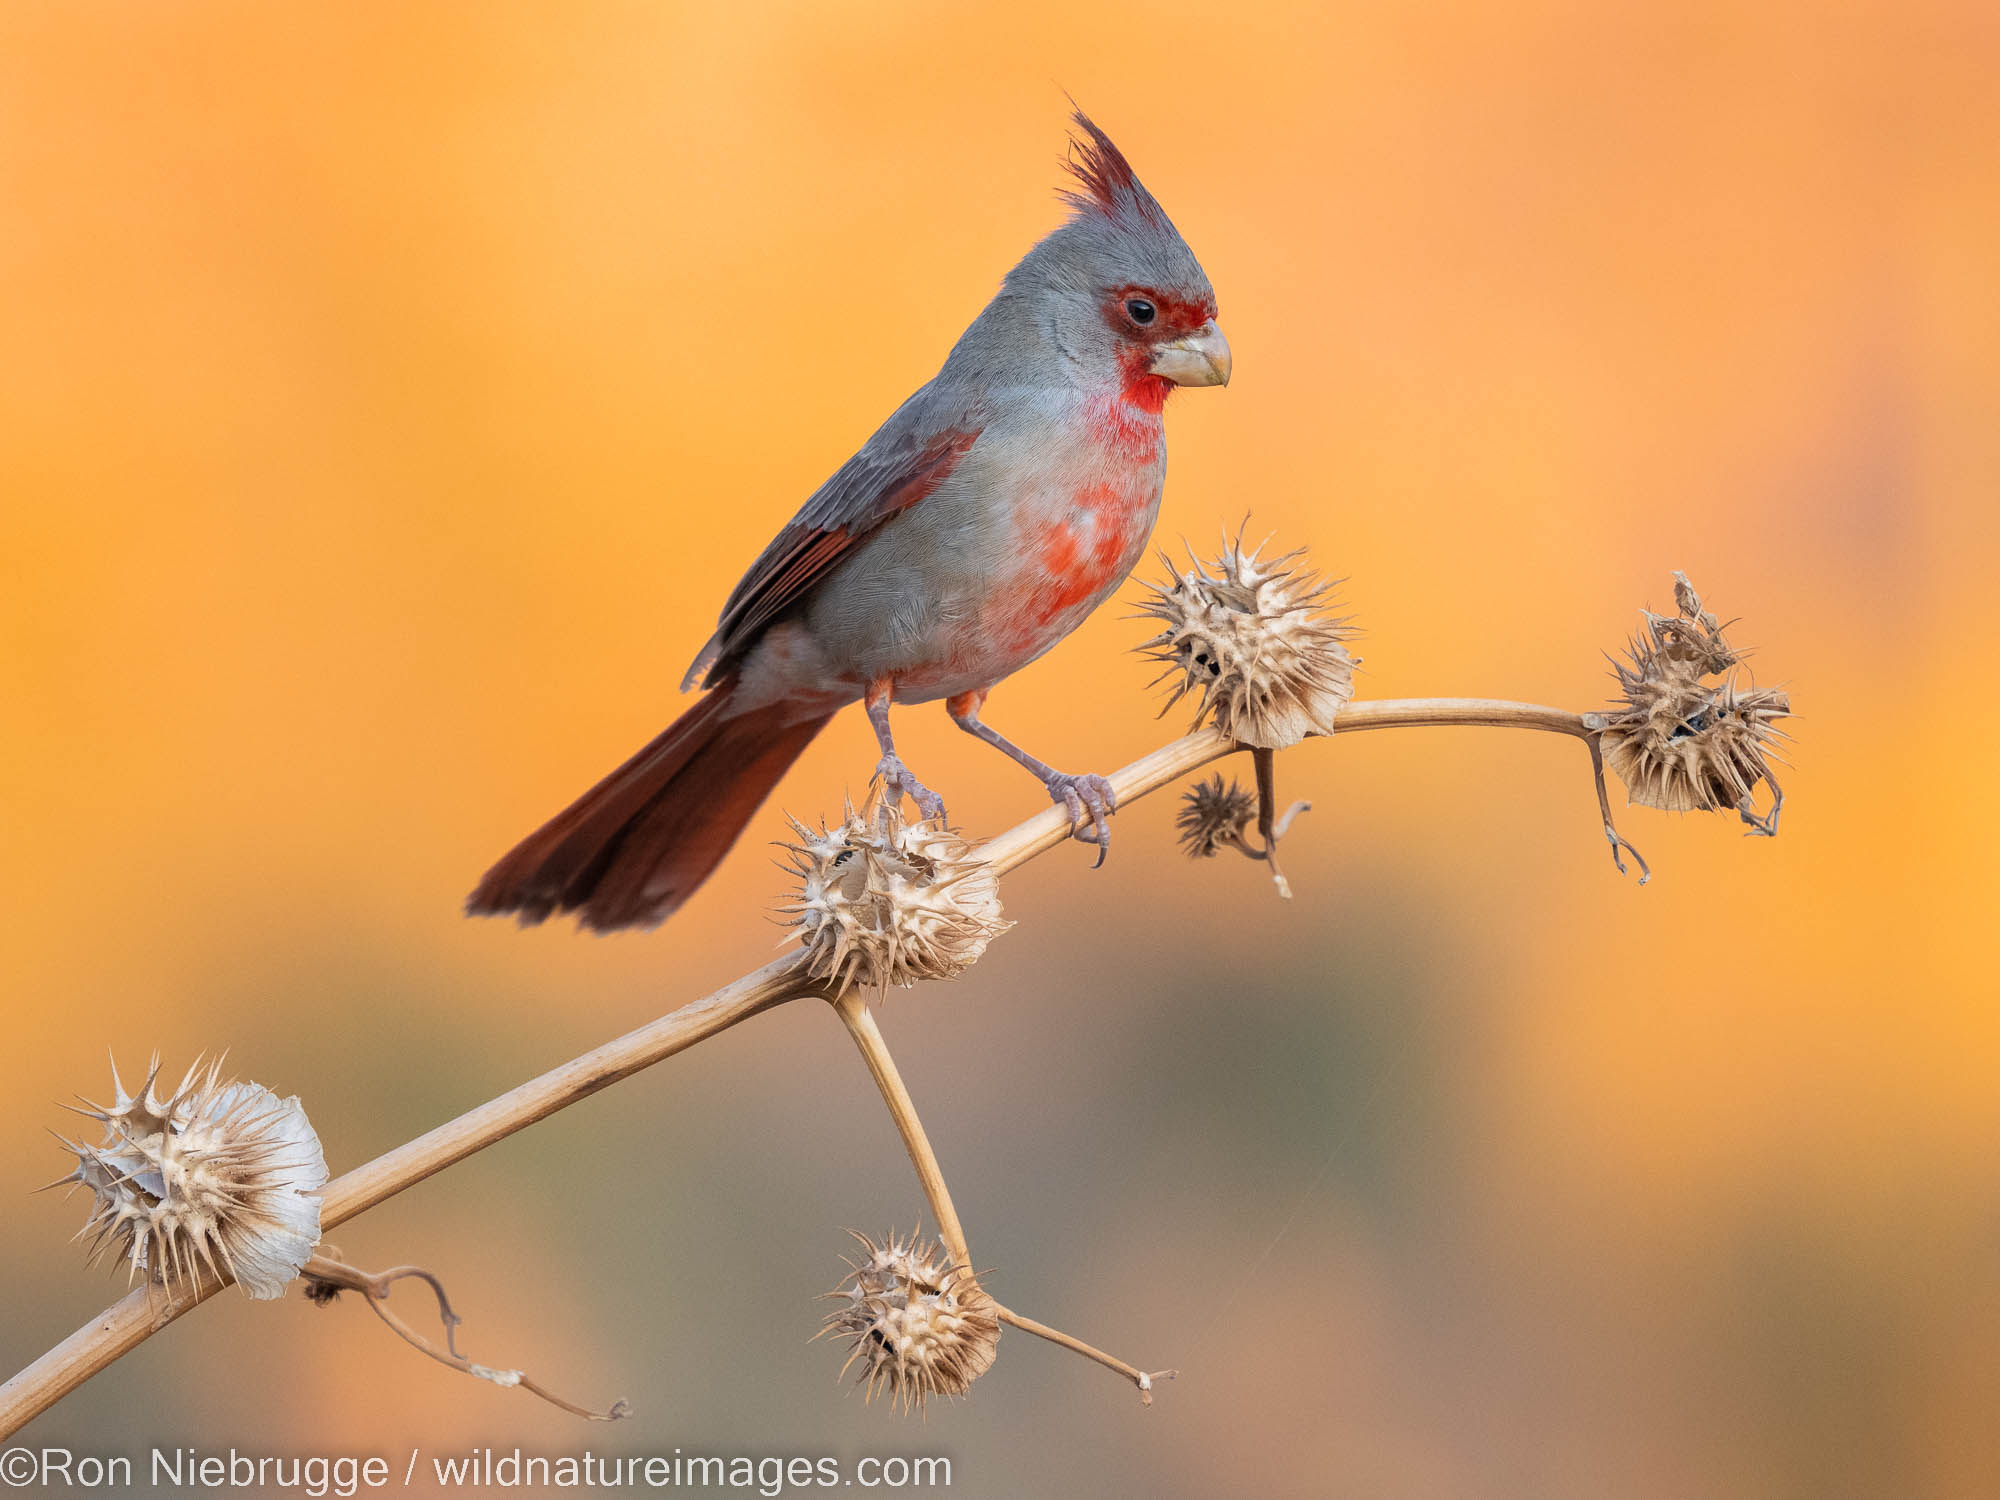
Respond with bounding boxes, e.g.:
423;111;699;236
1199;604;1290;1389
467;680;833;932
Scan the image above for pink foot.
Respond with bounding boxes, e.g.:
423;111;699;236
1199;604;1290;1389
1046;772;1116;864
874;755;947;821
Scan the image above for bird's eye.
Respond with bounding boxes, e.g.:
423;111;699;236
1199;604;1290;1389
1125;297;1156;326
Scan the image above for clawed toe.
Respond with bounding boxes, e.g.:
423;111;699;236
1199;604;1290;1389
1046;772;1117;866
873;755;947;822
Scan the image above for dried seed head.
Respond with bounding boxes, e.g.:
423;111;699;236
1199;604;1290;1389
54;1054;328;1299
780;800;1010;995
819;1230;999;1411
1177;774;1257;858
1137;528;1358;748
1598;572;1790;833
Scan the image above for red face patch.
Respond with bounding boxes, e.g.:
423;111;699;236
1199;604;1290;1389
1104;284;1217;410
1109;284;1217;338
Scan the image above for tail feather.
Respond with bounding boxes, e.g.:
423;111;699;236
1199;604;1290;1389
468;682;832;931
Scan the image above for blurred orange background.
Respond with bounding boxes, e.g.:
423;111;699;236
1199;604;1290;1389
4;2;1997;1495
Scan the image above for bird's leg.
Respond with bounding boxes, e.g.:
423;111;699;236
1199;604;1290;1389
946;689;1116;864
865;676;947;821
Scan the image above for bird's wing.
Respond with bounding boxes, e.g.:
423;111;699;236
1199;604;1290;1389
682;383;985;689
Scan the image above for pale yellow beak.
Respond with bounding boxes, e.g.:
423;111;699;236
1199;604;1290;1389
1149;320;1232;387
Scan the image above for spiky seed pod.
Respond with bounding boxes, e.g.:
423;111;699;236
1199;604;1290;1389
1602;674;1790;817
1598;573;1791;828
1137;530;1358;749
55;1054;328;1299
819;1230;1000;1411
1176;774;1257;858
780;800;1010;995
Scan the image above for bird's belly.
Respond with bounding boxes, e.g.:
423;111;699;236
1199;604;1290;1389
800;394;1167;704
888;469;1163;703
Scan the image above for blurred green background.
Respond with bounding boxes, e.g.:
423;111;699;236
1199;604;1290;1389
4;2;1996;1495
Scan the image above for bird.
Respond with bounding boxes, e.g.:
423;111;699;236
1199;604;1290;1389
468;110;1230;932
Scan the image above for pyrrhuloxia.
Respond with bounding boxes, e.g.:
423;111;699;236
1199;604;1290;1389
470;111;1229;931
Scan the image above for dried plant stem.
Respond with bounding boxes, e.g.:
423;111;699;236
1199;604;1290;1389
831;992;969;1270
323;954;814;1224
1;954;816;1437
975;699;1595;873
1586;732;1654;884
3;694;1615;1437
1251;748;1296;898
300;1253;627;1421
1339;698;1588;737
831;991;1168;1404
993;1307;1176;1407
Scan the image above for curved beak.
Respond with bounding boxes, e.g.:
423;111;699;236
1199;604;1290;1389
1149;320;1232;387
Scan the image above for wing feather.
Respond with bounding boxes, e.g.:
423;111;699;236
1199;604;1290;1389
682;383;983;689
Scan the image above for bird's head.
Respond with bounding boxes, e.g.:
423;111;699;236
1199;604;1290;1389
971;110;1230;410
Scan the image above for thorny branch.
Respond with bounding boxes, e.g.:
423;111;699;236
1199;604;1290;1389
6;696;1671;1436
